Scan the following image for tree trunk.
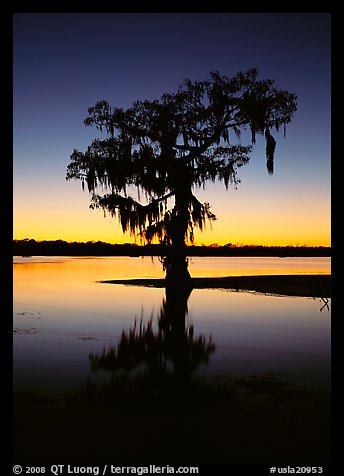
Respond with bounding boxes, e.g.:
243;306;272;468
164;160;193;294
165;244;193;292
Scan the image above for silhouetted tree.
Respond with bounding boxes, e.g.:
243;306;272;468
66;69;297;287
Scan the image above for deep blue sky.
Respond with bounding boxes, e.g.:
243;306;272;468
13;13;331;245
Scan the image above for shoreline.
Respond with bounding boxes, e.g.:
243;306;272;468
100;274;331;298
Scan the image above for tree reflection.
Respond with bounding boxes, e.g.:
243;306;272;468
81;285;215;405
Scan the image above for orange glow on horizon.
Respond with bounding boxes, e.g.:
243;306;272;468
13;152;331;249
13;182;331;248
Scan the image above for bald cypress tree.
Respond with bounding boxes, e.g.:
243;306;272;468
66;69;297;287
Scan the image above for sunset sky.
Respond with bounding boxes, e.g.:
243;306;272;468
13;13;331;247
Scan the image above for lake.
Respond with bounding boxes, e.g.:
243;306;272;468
13;256;331;398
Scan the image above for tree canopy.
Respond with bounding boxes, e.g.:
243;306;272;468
66;68;297;252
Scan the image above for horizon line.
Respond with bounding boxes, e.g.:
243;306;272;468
13;238;331;249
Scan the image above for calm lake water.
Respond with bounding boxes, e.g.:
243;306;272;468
13;256;331;398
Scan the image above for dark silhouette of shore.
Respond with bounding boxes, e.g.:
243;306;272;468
13;239;330;257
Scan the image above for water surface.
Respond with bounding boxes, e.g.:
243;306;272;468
13;256;331;397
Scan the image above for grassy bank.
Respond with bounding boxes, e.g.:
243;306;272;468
101;274;331;298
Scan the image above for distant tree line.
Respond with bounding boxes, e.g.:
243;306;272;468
13;239;331;257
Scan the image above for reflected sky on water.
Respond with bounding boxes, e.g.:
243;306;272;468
13;257;331;397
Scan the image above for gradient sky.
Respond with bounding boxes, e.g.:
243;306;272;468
13;13;331;246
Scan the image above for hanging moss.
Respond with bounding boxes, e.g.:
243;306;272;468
265;128;276;175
